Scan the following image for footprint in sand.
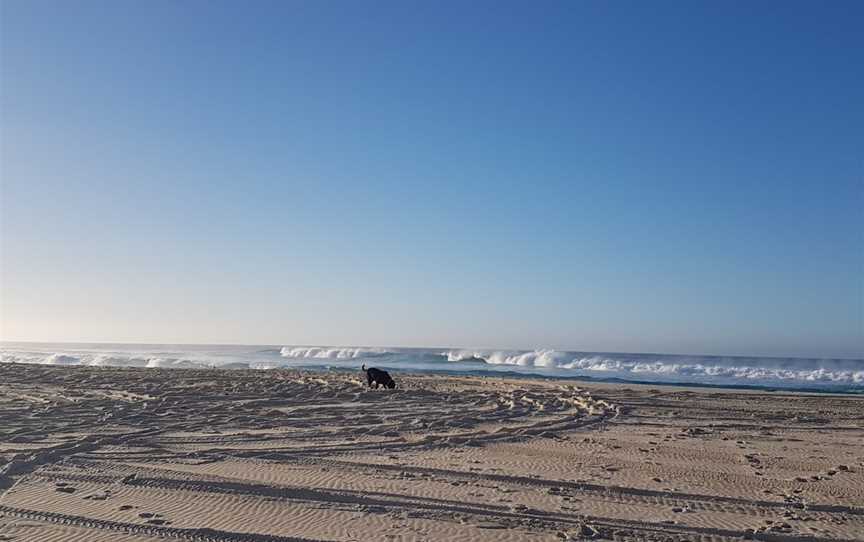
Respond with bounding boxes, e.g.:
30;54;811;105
557;523;601;540
55;486;76;493
83;490;110;500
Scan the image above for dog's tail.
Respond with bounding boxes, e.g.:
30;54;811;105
361;364;367;371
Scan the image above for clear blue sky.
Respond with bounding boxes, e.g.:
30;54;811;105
1;0;862;357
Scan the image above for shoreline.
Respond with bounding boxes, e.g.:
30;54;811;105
3;342;862;395
3;357;863;396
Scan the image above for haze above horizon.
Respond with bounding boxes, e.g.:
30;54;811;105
1;0;862;358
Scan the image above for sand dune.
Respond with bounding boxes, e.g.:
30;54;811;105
1;365;862;541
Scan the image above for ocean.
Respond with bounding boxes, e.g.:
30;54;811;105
1;342;861;393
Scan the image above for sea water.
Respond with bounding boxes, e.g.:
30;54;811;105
2;342;862;393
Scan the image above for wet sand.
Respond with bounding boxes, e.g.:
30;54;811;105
0;364;862;541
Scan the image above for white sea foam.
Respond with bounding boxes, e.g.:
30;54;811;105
444;349;566;367
280;346;388;359
42;354;80;365
85;355;148;367
442;349;864;385
0;351;209;370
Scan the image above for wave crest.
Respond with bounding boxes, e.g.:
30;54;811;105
444;349;565;367
443;349;864;384
279;346;389;359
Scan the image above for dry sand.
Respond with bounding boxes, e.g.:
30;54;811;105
0;365;862;542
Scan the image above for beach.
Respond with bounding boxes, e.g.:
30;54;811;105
0;364;862;542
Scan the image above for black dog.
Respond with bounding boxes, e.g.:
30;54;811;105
362;364;396;389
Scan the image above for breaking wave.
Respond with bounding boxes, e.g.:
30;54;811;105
280;346;390;359
0;351;213;370
442;349;864;385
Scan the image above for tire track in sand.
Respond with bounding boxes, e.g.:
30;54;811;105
0;504;330;542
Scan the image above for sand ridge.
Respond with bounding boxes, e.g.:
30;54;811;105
0;364;862;541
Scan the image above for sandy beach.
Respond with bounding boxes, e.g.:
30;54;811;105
0;365;862;542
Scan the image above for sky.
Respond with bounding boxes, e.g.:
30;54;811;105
0;0;862;357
